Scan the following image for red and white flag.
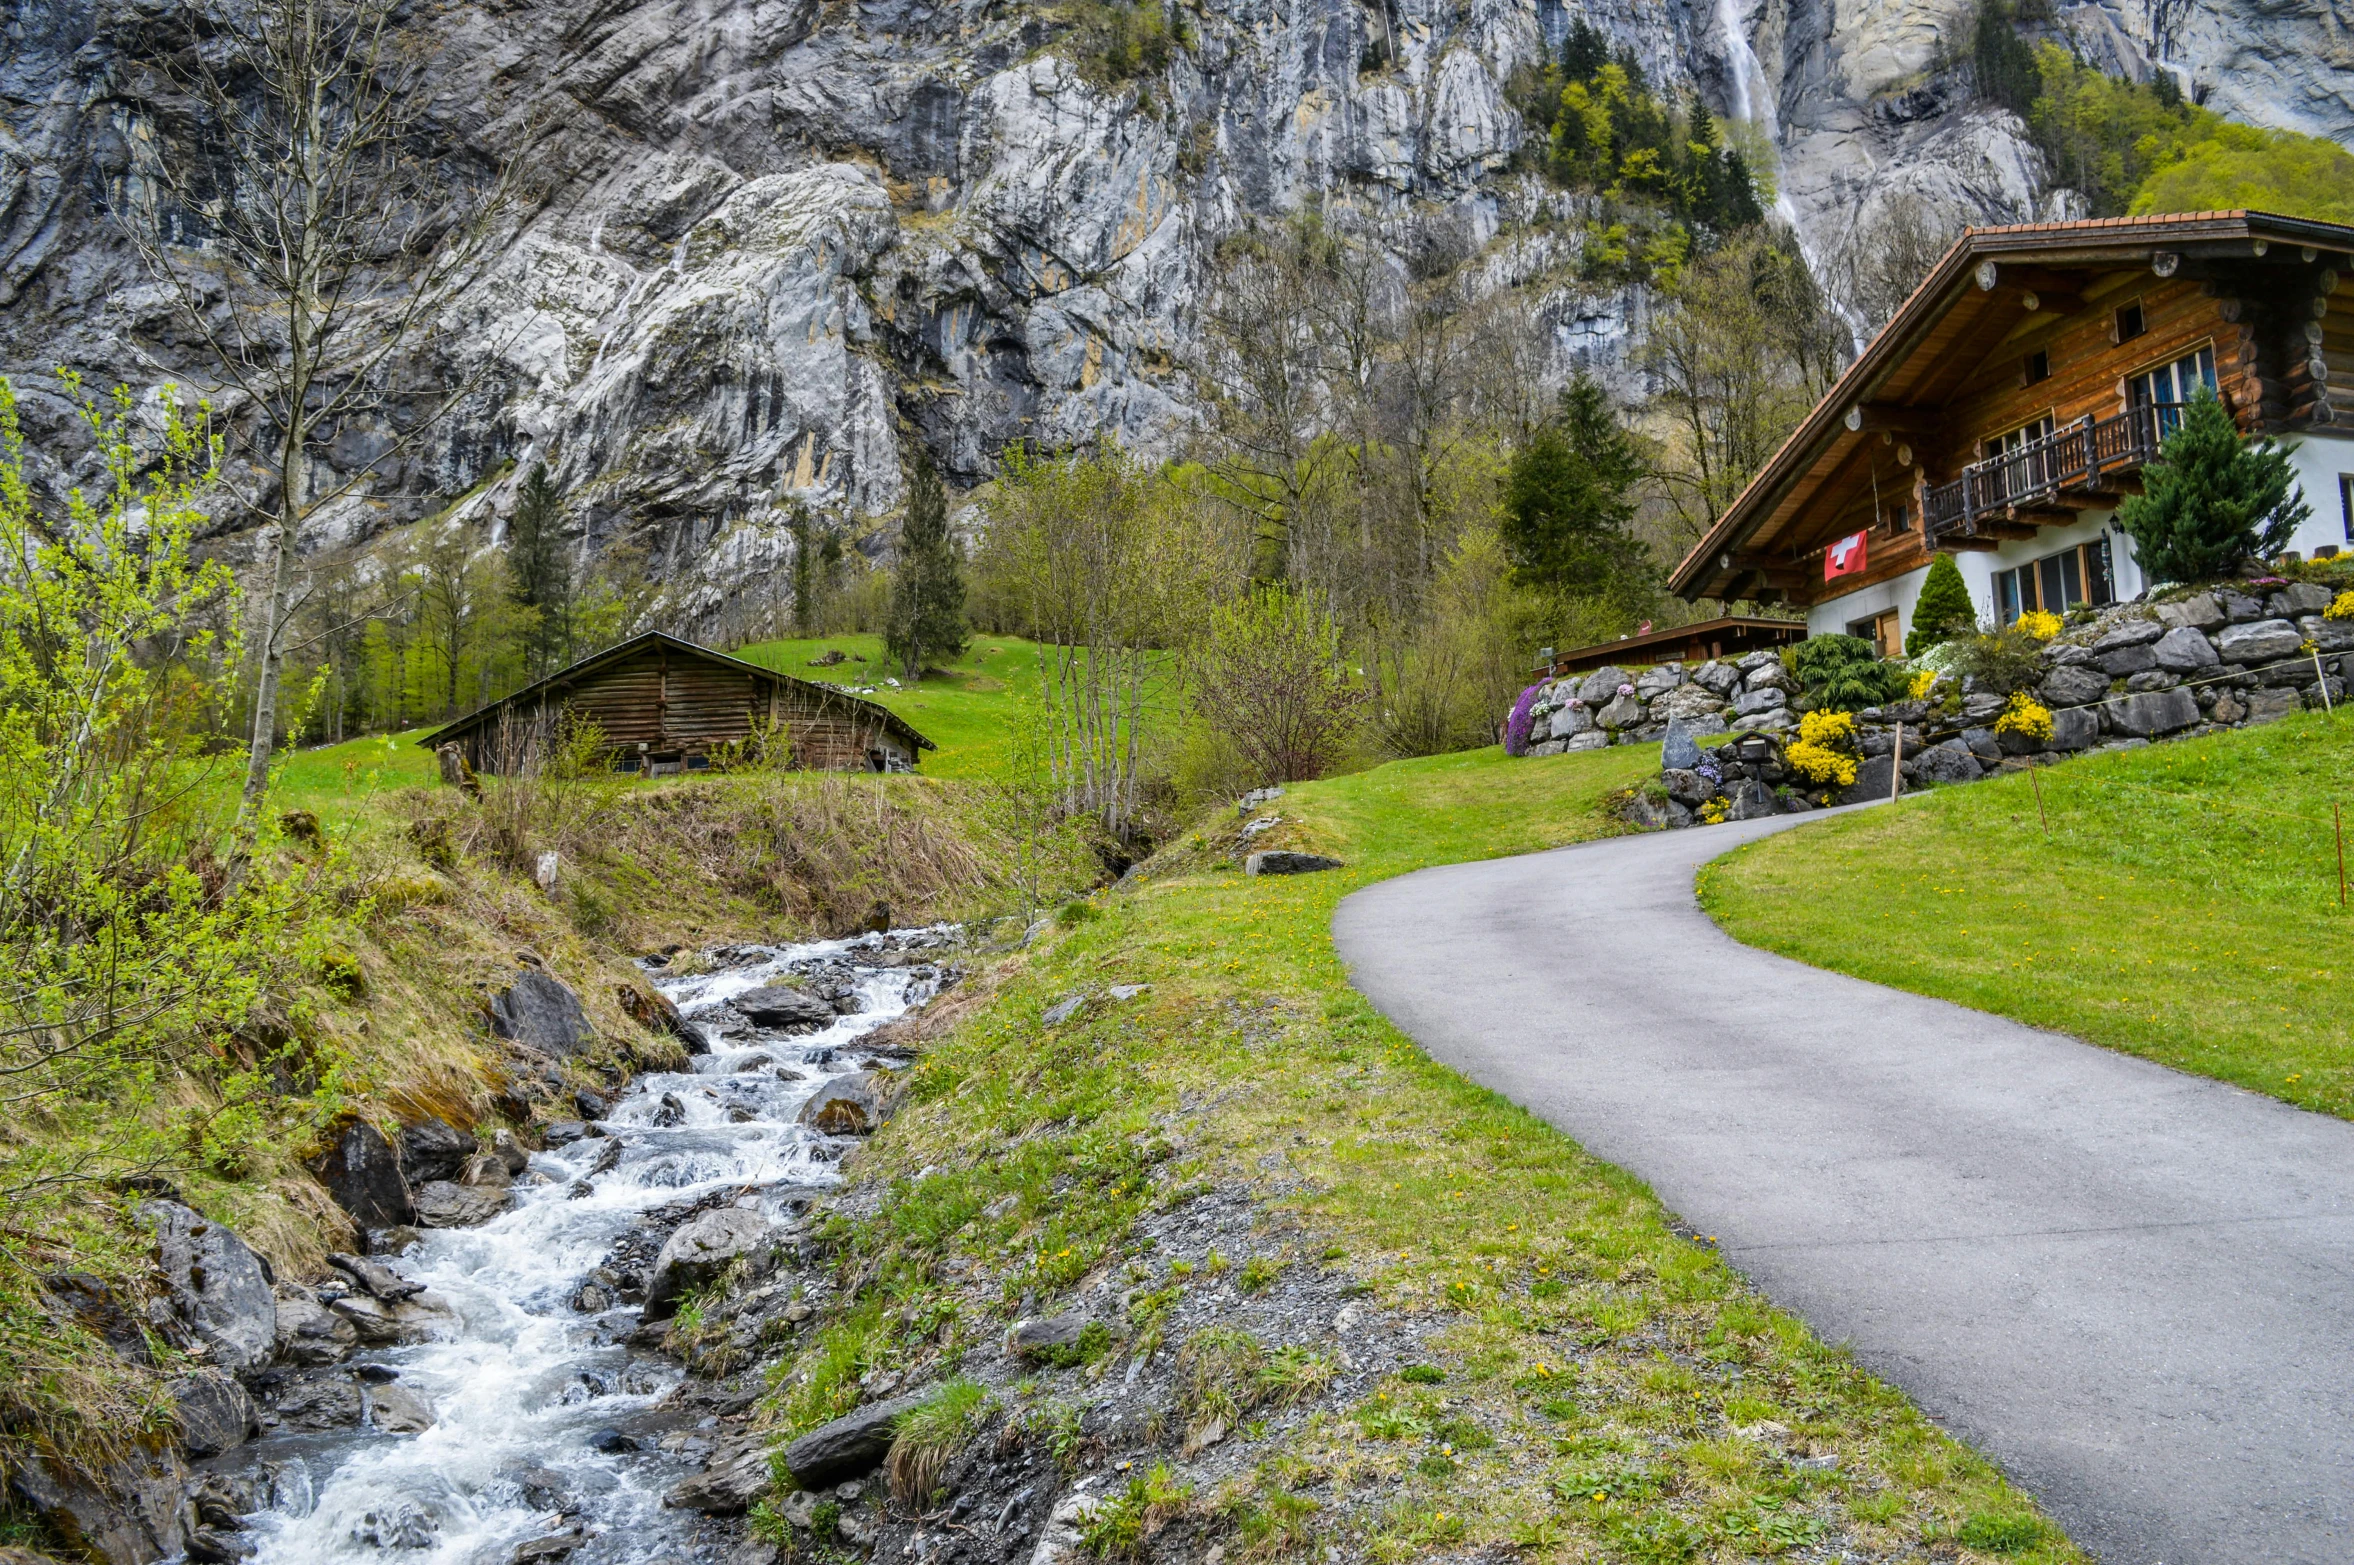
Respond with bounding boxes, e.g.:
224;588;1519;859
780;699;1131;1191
1824;530;1868;581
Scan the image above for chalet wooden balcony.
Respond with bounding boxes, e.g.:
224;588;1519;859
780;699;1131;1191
1923;402;2186;547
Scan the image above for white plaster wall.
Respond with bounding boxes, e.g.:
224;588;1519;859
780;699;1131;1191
2281;430;2354;558
1807;511;2149;641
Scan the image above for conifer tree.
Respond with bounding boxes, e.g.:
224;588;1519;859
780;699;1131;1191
2116;387;2308;584
886;451;968;680
1905;552;1977;656
507;463;573;676
1500;375;1655;618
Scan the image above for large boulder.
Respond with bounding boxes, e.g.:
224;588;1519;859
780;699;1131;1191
1730;687;1787;718
1725;780;1778;821
778;1393;927;1489
642;1208;778;1320
10;1444;187;1564
489;971;595;1058
140;1203;277;1374
1660;718;1704;771
1662;767;1712;808
732;986;837;1031
1839;754;1905;804
1913;742;1985;784
2151;625;2220;673
2103;687;2201;737
1655;686;1728;725
1545;702;1594;740
2039;664;2111;707
1632;664;1682;698
2090;617;2164;649
309;1121;412;1230
619;982;706;1052
414;1181;510;1229
2246;686;2303;723
2213;618;2302;666
364;1382;436;1434
2299;615;2354;653
2269;582;2334;616
1574;665;1630;705
398;1120;476;1185
2156;591;2225;631
171;1370;257;1459
266;1368;365;1431
2093;641;2157;677
327;1253;425;1302
1594;692;1645;729
1692;659;1741;695
2048;708;2102;751
797;1074;884;1137
1243;851;1343;876
273;1290;358;1366
665;1434;779;1513
1740;661;1798;694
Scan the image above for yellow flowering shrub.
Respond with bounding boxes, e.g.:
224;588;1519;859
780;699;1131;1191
1784;709;1859;787
2014;609;2063;640
2327;590;2354;622
1906;668;1938;701
1699;797;1729;825
1993;692;2054;741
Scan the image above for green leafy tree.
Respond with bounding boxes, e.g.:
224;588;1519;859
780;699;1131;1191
507;463;572;677
1190;588;1369;784
2131;122;2354;224
1905;552;1977;656
1500;376;1655;620
885;451;969;680
1791;635;1909;712
2115;387;2309;584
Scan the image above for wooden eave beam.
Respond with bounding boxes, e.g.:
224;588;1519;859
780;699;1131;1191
1842;402;1938;436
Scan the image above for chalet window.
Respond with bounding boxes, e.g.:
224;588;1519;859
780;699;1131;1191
2114;300;2146;342
2128;344;2217;438
2023;349;2051;384
1985;415;2056;500
1994;537;2116;624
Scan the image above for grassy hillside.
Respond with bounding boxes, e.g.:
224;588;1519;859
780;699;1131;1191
1703;708;2354;1118
733;633;1049;780
752;742;2079;1561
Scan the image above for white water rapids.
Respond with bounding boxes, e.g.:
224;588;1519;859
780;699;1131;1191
234;932;951;1565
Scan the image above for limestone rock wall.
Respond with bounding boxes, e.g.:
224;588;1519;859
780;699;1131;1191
1;0;2346;629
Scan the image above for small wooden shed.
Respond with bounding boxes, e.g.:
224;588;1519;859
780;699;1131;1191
420;632;934;776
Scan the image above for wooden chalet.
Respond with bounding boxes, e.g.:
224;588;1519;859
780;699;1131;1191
420;632;934;775
1669;211;2354;647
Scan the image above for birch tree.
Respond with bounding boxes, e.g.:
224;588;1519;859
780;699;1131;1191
125;0;512;850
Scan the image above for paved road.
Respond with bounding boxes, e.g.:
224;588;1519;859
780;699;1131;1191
1332;809;2354;1564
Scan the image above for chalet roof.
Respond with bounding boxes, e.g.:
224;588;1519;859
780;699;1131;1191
418;630;936;754
1667;210;2354;602
1543;615;1807;673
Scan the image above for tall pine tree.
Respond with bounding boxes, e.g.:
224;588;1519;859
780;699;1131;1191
1905;552;1976;655
886;451;968;680
1500;375;1656;619
507;463;573;677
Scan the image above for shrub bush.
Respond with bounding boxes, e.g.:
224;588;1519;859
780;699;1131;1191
1904;553;1977;656
1790;634;1908;712
1784;710;1859;787
2115;387;2309;583
1944;625;2048;696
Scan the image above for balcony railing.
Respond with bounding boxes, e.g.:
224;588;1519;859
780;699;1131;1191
1923;402;2187;545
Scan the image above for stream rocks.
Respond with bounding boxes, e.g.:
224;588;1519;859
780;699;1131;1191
643;1209;781;1321
308;1121;413;1231
489;970;597;1058
731;986;837;1031
775;1393;927;1491
796;1073;883;1136
10;1442;188;1564
142;1201;277;1374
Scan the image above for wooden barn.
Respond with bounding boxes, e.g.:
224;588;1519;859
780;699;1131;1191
420;632;934;776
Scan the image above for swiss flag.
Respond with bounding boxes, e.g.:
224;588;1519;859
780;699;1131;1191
1824;530;1868;581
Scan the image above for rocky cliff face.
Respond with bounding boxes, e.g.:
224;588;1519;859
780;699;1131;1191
1;0;2346;626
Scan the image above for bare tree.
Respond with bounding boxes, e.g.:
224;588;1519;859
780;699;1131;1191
124;0;513;845
1644;228;1849;550
1827;193;1960;334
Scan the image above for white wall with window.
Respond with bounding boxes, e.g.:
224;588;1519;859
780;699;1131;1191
1807;511;2150;643
2280;429;2354;561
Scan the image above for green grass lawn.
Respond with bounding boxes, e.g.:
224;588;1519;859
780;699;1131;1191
732;633;1047;780
1703;707;2354;1119
795;741;2078;1561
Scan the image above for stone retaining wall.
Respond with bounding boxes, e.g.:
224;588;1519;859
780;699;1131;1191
1516;583;2352;830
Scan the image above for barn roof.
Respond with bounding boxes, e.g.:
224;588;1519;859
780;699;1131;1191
417;630;936;755
1666;209;2354;601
